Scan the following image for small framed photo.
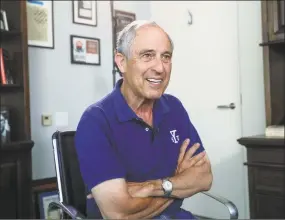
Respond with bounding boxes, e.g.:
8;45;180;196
38;191;60;219
1;106;11;144
70;35;101;66
0;10;9;31
32;178;60;219
26;0;54;49
73;0;97;27
114;10;136;35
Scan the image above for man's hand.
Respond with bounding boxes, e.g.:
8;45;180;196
146;138;212;199
175;138;207;174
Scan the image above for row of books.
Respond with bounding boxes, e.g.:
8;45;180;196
0;47;15;85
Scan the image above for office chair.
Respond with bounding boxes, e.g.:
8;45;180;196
48;130;239;219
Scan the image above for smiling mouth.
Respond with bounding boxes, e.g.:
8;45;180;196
146;78;163;84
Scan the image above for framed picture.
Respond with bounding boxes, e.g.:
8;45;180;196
26;0;54;49
114;10;136;35
70;35;101;66
32;177;60;219
0;10;9;31
73;0;97;27
38;191;60;219
1;106;11;144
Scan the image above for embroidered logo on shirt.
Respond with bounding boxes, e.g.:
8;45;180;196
170;129;179;143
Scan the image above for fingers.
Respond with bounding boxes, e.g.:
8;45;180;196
194;154;207;166
184;143;201;159
177;139;190;165
189;151;206;166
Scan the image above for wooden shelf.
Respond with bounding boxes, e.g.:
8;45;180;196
237;134;285;147
0;140;34;151
0;2;34;219
0;30;21;41
259;39;285;46
0;84;22;92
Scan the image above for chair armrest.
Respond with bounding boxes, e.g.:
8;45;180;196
201;191;239;219
48;201;86;219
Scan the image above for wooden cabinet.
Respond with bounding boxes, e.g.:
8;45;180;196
238;136;285;219
0;1;34;218
263;0;285;42
0;141;34;219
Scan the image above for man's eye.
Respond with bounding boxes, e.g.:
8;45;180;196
162;55;171;62
143;53;152;58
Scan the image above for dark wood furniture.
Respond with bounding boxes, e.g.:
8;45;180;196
0;1;34;219
237;136;285;219
238;1;285;219
260;0;284;126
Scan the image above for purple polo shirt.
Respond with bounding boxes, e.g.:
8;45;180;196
75;79;205;219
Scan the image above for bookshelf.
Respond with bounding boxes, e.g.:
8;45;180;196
0;1;34;219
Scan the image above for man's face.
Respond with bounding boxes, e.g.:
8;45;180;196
116;25;173;100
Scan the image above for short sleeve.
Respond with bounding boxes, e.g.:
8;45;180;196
75;107;126;191
187;116;205;156
180;103;205;156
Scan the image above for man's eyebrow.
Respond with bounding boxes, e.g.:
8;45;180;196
138;49;155;55
138;49;172;55
162;51;172;56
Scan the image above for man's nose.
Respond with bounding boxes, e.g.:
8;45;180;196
152;57;164;73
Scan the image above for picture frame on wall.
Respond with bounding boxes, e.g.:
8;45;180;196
70;35;101;66
26;0;54;49
114;10;136;35
112;10;136;82
73;0;97;27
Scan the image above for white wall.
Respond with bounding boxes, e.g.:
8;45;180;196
237;1;266;218
29;1;151;180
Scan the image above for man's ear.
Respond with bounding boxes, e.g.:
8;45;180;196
115;53;127;74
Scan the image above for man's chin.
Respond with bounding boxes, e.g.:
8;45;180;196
145;92;164;100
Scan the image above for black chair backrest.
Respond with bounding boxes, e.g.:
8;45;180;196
52;131;87;216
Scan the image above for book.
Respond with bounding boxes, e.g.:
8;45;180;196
265;125;284;138
0;48;14;85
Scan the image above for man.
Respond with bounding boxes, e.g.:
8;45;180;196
75;20;213;219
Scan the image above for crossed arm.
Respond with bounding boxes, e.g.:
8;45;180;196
89;139;213;219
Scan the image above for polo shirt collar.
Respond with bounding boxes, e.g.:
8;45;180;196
113;79;170;123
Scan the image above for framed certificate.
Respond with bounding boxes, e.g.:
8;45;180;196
26;0;54;49
72;0;97;27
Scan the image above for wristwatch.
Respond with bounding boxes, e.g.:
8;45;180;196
161;178;173;197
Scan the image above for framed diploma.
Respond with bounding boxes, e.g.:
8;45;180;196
72;0;97;27
26;0;54;49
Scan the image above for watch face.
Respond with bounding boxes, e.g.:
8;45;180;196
163;180;172;190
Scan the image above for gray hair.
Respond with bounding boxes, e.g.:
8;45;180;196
116;20;174;59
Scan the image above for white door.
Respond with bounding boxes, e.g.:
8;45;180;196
151;1;247;219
